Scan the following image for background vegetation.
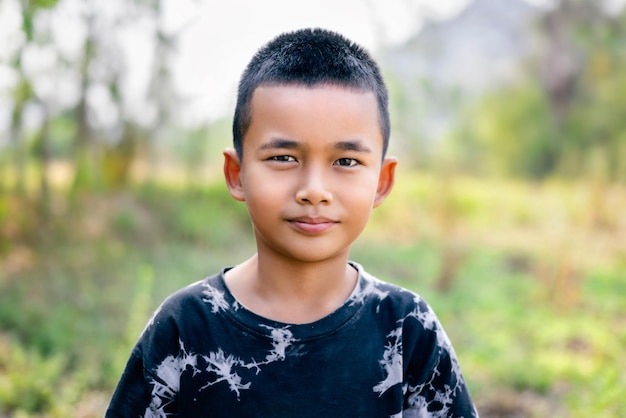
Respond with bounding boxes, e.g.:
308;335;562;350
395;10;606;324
1;0;624;416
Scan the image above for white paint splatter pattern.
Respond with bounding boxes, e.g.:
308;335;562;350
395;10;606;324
145;288;301;415
373;327;403;395
142;273;476;418
145;340;196;418
201;282;230;313
199;349;251;396
146;334;299;414
372;295;472;417
349;270;389;306
260;325;297;363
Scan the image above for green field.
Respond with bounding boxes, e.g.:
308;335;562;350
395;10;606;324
1;173;624;417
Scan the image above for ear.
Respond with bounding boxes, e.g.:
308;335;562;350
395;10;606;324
223;148;246;202
373;156;397;208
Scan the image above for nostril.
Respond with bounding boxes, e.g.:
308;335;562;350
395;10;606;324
296;189;332;205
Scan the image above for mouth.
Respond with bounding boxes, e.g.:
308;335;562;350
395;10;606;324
287;216;338;234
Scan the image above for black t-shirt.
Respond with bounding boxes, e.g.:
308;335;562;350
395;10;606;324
106;263;478;417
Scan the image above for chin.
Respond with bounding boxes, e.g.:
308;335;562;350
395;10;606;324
284;248;351;264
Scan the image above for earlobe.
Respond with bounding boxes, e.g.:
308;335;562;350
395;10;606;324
373;157;398;208
223;148;246;202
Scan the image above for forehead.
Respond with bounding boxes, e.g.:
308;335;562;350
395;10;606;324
245;85;383;153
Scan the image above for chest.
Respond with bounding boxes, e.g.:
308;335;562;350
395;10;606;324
172;319;405;417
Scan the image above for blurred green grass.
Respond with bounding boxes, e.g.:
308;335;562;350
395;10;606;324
0;173;624;417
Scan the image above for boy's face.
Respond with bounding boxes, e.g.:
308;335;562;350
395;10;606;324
224;85;396;264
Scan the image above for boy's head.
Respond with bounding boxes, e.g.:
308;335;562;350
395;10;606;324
232;28;390;158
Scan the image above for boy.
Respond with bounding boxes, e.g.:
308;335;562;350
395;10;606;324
106;28;478;417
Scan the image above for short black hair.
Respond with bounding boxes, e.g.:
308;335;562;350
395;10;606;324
232;27;390;158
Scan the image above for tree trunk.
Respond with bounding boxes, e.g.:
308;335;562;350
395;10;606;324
9;84;27;196
71;32;99;195
37;110;51;220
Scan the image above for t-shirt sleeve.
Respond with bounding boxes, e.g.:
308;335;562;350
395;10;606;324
402;299;478;417
105;350;151;418
105;297;182;418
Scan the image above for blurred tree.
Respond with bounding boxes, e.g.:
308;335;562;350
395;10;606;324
456;0;626;182
468;83;557;179
8;77;33;196
570;6;626;183
73;0;188;191
3;0;191;195
70;6;97;194
7;0;59;197
144;0;180;177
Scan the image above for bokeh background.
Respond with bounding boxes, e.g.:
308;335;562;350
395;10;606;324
1;0;625;416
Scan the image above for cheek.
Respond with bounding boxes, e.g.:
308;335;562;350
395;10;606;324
242;165;277;191
242;175;288;209
344;177;379;204
341;189;376;218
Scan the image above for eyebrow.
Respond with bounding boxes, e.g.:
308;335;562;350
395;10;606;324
258;138;372;153
334;140;372;153
258;138;300;151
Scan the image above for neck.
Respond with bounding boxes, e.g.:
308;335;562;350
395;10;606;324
224;252;358;324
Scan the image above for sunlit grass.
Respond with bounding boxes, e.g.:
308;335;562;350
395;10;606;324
0;171;624;417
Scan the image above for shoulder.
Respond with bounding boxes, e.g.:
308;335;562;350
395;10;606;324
131;272;231;360
351;262;429;314
140;271;229;336
351;263;450;342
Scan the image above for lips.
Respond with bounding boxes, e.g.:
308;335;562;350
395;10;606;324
287;216;338;234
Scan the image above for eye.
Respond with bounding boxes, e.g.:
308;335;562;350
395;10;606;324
334;158;359;167
269;155;297;163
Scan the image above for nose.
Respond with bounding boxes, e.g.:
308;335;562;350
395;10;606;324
295;166;333;205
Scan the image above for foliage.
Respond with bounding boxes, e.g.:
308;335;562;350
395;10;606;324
461;84;558;179
0;173;624;416
3;0;626;199
1;1;626;416
449;3;626;181
352;242;626;417
0;181;255;416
